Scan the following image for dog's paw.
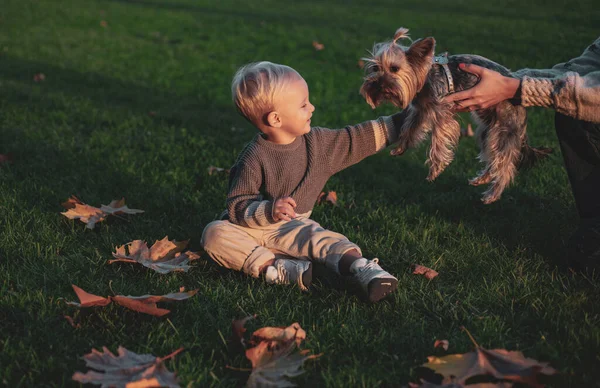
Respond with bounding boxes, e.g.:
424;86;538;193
469;175;492;186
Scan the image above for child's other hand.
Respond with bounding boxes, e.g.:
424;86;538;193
273;197;297;221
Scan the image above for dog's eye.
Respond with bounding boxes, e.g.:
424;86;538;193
370;64;379;72
390;65;400;73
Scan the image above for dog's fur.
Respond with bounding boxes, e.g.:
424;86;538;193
360;28;551;204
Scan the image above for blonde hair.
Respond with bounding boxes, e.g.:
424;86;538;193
231;61;301;125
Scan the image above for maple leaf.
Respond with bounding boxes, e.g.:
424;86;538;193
423;329;555;387
65;285;111;307
312;41;325;51
110;236;200;274
317;191;338;206
100;198;145;216
64;285;197;316
234;319;321;388
61;196;107;229
60;196;143;229
72;346;182;388
112;290;198;317
413;264;439;280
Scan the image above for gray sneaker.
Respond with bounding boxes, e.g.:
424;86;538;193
265;259;312;291
352;258;398;302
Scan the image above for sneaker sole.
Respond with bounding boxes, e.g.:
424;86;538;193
367;277;398;303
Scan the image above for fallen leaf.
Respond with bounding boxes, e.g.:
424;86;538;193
357;59;365;69
461;123;474;137
72;346;182;388
60;196;143;229
65;285;111;307
317;191;338;206
64;285;197;316
434;339;449;351
148;111;156;117
33;73;45;82
413;264;439;280
207;166;229;175
100;20;108;28
423;347;556;387
234;319;321;388
100;198;145;215
312;41;325;51
110;236;200;274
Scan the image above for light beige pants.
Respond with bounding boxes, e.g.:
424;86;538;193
200;213;361;278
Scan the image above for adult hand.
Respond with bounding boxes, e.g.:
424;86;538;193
273;196;297;221
443;63;521;112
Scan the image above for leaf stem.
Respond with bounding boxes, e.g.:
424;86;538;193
460;326;479;348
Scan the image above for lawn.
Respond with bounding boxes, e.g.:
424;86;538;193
1;0;599;386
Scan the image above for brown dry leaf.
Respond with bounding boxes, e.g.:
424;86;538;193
65;285;112;307
60;196;143;229
312;41;325;51
317;191;338;206
65;285;197;316
72;346;182;388
461;123;474;138
61;199;107;229
112;290;198;317
423;347;556;387
110;236;200;274
434;339;449;351
100;198;145;215
100;20;108;28
413;264;439;280
243;321;321;387
33;73;46;82
207;166;229;175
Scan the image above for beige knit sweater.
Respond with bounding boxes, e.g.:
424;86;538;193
224;112;406;227
514;37;600;123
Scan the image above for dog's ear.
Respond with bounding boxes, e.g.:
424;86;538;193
406;37;435;66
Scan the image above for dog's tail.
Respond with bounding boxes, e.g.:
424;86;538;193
518;143;553;170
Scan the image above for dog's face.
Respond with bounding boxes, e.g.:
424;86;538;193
360;28;436;109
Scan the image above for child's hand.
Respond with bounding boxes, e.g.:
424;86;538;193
273;197;297;221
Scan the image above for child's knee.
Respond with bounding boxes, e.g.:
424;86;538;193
200;220;228;253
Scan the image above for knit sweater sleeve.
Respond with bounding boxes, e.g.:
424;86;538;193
315;112;407;174
226;160;277;227
513;38;600;123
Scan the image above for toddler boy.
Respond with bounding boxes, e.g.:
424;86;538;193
201;61;406;302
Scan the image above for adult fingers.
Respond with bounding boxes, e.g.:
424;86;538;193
444;90;473;103
458;63;486;76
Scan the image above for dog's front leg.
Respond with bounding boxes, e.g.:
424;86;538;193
426;114;460;181
391;106;430;156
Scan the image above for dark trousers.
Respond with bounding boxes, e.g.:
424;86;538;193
555;113;600;220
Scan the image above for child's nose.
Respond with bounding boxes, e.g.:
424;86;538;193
309;103;315;113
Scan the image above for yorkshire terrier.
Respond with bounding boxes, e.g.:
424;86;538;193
360;28;551;204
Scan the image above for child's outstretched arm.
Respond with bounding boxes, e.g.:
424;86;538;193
314;110;408;175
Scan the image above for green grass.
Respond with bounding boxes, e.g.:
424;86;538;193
1;0;599;386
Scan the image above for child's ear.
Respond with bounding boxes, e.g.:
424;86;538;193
267;111;282;127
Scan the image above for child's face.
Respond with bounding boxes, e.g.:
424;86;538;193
273;76;315;138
